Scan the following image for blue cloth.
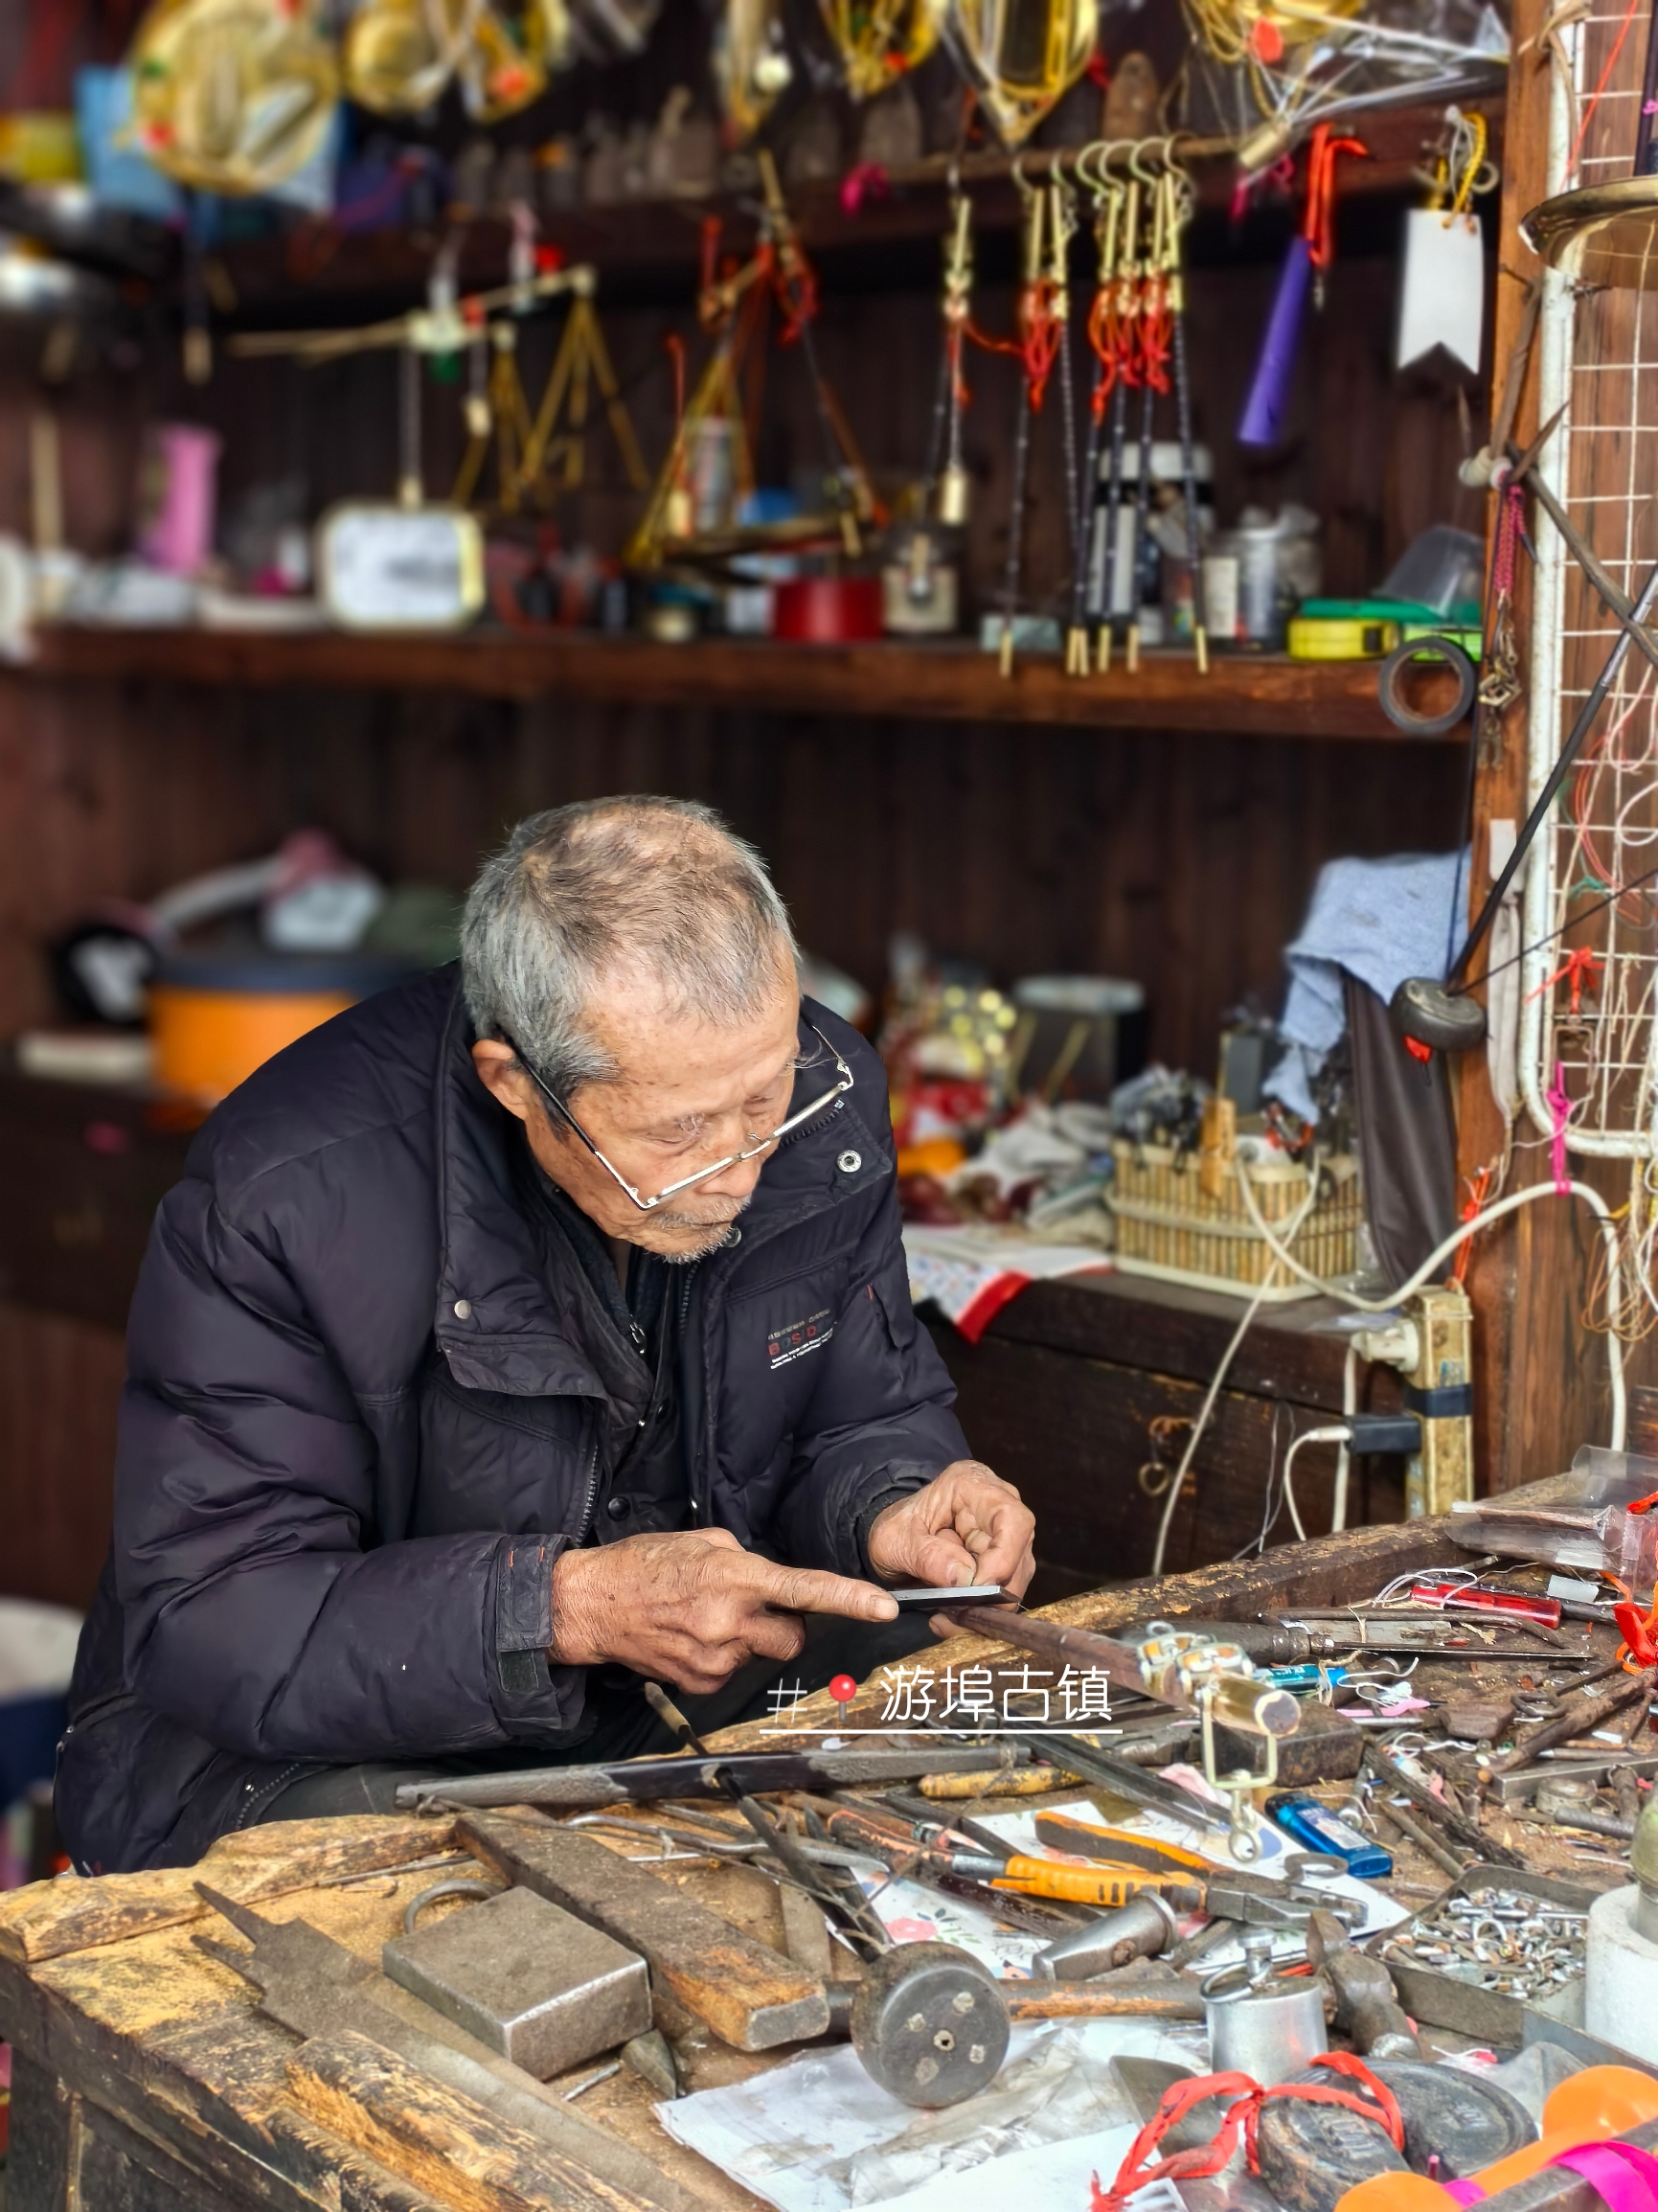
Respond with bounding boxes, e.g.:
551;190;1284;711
1267;849;1469;1118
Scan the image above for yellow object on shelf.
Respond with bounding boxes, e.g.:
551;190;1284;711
896;1135;968;1179
1108;1139;1359;1300
0;113;82;183
1285;612;1402;661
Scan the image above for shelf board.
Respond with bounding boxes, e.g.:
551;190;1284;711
18;625;1466;741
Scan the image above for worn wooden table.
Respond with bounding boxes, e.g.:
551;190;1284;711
0;1521;1478;2212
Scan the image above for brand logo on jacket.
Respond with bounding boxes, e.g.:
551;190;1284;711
767;1309;834;1370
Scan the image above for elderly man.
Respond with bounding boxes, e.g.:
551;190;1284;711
58;798;1035;1872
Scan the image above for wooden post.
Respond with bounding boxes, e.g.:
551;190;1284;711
1455;0;1658;1488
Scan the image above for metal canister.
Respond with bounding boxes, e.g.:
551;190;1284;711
1204;1938;1330;2084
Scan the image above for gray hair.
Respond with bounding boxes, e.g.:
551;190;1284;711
462;797;799;1097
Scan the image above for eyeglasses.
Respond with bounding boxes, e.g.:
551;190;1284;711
506;1017;855;1213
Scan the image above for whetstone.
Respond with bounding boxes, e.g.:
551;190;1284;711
459;1813;829;2053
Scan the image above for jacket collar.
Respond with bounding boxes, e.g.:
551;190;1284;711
431;979;888;1397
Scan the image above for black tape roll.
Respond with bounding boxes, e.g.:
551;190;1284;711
1377;633;1479;737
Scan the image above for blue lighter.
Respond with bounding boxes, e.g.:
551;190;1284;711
1265;1792;1393;1879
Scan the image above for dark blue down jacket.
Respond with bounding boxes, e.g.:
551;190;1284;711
57;969;966;1872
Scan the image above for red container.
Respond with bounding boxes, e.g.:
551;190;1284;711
772;575;883;643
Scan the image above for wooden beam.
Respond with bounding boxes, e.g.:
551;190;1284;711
456;1816;828;2054
1455;0;1658;1488
16;628;1470;743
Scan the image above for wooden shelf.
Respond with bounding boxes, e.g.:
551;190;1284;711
19;624;1466;741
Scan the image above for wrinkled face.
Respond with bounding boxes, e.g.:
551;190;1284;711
471;947;804;1258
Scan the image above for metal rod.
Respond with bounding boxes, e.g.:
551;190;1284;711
1449;554;1658;987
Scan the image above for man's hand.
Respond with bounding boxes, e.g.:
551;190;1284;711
549;1529;898;1696
866;1461;1035;1635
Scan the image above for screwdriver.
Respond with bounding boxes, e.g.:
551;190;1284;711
952;1854;1200;1909
1409;1582;1562;1627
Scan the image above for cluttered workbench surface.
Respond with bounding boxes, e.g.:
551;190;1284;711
5;1516;1657;2212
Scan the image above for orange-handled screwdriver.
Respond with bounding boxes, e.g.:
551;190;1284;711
986;1857;1201;1909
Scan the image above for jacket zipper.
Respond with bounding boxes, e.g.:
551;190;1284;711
572;1423;602;1546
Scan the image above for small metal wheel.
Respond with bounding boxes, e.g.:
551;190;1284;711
850;1943;1011;2108
1377;633;1478;738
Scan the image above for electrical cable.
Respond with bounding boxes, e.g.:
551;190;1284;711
1331;1340;1358;1534
1147;1170;1325;1577
1232;1161;1627;1450
1282;1423;1354;1544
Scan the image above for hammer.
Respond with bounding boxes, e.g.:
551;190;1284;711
1305;1910;1420;2060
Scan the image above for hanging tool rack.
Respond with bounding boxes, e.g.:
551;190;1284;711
1516;7;1658;1223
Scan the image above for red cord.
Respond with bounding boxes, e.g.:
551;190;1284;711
1091;2055;1405;2209
1303;125;1368;271
1569;0;1646;177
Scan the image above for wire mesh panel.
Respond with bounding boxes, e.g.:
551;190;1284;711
1522;5;1658;1168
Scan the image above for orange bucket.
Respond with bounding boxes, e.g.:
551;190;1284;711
148;955;410;1103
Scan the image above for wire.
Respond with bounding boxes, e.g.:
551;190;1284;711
1282;1424;1355;1544
1332;1341;1359;1534
1148;1169;1325;1578
1233;1162;1627;1451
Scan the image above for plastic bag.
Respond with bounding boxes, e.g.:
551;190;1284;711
1447;1448;1658;1589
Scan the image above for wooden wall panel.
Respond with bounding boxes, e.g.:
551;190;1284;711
0;672;1470;1076
0;1303;123;1609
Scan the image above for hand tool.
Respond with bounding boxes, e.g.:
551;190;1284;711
637;1681;890;1960
458;1813;829;2053
925;1594;1184;1706
1278;1613;1565;1659
888;1582;1002;1608
1068;151;1119;676
1033;1863;1362;1980
192;1885;693;2212
985;1854;1183;1907
849;1941;1010;2107
1265;1793;1392;1879
917;1764;1086;1797
1169;156;1208;674
1031;1888;1182;1977
379;1881;651;2081
798;1801;1089;1939
1006;1978;1204;2021
1363;1745;1527;1870
996;166;1043;677
1486;1666;1655;1777
1097;167;1139;673
1409;1582;1565;1630
1304;1910;1419;2059
393;1741;1031;1813
1031;1811;1215;1873
1001;1725;1237;1836
1367;1793;1469;1879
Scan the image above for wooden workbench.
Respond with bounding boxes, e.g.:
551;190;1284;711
0;1522;1478;2212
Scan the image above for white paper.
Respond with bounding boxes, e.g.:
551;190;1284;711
659;2021;1201;2212
1397;207;1485;375
974;1793;1409;1969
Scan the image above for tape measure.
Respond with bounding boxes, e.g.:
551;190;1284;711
1282;602;1405;659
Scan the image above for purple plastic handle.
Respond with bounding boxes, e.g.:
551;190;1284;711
1238;234;1312;448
